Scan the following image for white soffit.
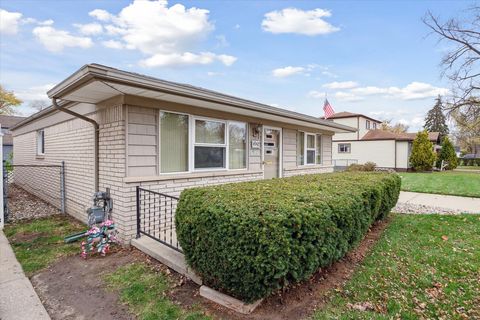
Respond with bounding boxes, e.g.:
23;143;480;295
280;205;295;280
62;80;350;132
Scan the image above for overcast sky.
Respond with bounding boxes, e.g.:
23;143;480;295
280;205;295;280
0;0;471;130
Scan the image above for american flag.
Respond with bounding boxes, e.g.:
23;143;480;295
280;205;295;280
323;98;335;119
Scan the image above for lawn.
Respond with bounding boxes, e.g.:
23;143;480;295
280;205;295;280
313;214;480;319
106;263;210;320
4;215;85;276
400;171;480;197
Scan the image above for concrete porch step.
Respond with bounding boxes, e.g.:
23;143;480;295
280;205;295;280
131;236;202;285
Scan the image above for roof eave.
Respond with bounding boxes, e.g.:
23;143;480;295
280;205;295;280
36;64;357;133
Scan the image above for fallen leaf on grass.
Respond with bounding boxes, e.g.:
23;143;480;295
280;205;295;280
441;235;448;241
347;302;375;312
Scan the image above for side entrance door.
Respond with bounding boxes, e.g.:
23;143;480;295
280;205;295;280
263;127;281;179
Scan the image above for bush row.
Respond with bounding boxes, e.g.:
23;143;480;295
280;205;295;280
176;172;401;302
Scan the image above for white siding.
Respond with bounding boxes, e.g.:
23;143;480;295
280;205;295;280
332;140;396;168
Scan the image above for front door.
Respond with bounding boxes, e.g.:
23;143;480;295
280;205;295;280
263;128;281;179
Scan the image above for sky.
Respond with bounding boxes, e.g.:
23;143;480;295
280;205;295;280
0;0;472;130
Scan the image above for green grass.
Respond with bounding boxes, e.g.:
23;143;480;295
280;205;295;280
106;262;211;320
313;214;480;319
4;215;86;276
400;171;480;197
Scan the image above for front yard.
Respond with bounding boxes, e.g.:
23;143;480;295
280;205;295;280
400;171;480;198
314;214;480;319
5;213;480;319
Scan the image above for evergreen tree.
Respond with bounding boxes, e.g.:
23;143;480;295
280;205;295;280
410;130;437;171
439;136;458;170
424;96;449;137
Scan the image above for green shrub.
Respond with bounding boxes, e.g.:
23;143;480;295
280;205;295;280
438;136;458;170
410;130;436;171
176;172;401;303
346;162;376;172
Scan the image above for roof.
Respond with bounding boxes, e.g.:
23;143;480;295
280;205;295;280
0;115;26;129
12;64;356;133
1;115;26;145
361;129;440;142
324;111;381;123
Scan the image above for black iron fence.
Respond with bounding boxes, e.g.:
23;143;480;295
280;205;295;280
136;186;182;252
3;162;65;222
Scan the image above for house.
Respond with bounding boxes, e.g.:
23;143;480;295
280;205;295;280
328;112;440;171
11;64;356;243
0;115;26;162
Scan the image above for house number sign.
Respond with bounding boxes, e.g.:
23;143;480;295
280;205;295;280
251;140;261;149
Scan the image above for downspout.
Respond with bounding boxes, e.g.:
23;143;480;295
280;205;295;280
52;98;99;192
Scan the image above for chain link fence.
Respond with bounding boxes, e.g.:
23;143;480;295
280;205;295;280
3;162;65;222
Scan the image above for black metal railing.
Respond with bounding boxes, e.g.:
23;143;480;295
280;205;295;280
136;186;182;252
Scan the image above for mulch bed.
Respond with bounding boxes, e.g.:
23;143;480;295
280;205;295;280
30;218;390;320
6;184;61;222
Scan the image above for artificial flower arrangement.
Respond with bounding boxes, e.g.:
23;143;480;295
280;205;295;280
80;219;119;259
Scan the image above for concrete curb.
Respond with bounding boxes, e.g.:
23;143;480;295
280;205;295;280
200;286;263;314
0;231;50;320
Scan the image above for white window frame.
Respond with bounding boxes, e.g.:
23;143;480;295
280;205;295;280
338;143;351;154
193;116;228;171
36;129;45;155
366;120;371;129
158;110;248;174
298;131;317;166
305;133;316;165
373;122;377;129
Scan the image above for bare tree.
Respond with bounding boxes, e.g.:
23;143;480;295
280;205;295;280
29;100;49;112
379;119;409;133
423;8;480;115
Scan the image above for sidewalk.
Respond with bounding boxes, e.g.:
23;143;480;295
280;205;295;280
398;191;480;213
0;230;50;320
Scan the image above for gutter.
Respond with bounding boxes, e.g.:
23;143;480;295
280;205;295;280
52;98;99;192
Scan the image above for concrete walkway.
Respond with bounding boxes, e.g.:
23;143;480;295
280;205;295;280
398;191;480;213
0;230;50;320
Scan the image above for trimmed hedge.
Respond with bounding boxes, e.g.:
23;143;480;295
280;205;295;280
176;172;401;302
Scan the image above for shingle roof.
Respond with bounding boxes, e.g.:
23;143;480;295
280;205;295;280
0;115;26;129
0;115;26;146
361;129;440;142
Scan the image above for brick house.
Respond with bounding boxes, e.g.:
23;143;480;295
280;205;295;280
11;64;356;244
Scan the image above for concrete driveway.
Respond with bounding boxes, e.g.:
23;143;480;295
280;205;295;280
398;191;480;213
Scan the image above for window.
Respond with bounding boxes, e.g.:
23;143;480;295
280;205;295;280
194;119;226;169
296;131;304;165
160;112;189;173
366;120;371;129
306;134;316;164
338;143;351;153
36;129;45;155
373;122;377;129
316;134;322;164
159;111;248;173
228;122;247;169
297;132;321;165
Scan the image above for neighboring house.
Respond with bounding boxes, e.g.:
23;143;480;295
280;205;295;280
11;64;356;243
328;112;440;171
0;115;26;162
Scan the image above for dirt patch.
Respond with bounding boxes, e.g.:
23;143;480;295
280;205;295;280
167;217;391;320
11;231;46;242
31;249;143;320
6;184;61;222
31;218;389;320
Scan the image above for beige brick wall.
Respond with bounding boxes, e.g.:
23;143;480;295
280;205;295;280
13;117;95;221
